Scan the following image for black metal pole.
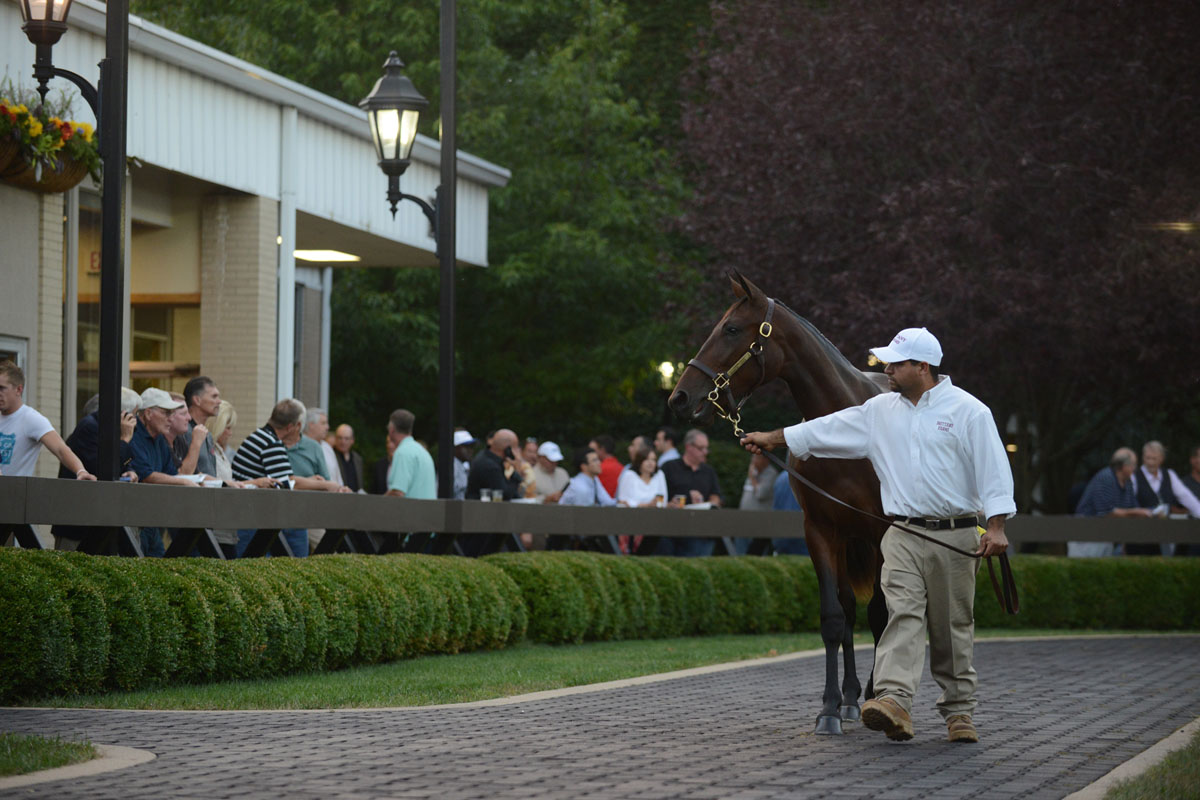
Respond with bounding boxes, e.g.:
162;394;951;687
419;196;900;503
96;1;130;482
436;0;457;499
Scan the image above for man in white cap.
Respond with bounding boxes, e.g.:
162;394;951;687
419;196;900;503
452;429;476;500
739;327;1014;745
532;441;570;503
128;388;205;488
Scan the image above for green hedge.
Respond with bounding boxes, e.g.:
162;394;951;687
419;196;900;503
1;549;1197;703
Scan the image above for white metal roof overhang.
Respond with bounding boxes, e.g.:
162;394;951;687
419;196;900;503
0;0;510;267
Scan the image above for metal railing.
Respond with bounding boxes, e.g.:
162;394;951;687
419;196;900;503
2;476;1198;557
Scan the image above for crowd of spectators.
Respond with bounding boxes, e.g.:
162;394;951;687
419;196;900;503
4;357;1196;559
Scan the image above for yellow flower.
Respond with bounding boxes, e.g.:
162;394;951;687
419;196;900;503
28;118;43;137
14;103;28;115
77;122;94;142
50;116;64;128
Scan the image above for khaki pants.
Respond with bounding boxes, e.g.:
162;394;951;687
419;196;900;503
873;524;980;719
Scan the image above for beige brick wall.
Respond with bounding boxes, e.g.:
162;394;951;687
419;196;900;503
200;194;279;450
35;192;65;480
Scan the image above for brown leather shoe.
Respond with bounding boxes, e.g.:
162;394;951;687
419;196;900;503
861;697;913;741
946;714;979;743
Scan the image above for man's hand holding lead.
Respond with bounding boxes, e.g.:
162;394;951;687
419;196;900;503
740;429;785;455
975;526;1009;558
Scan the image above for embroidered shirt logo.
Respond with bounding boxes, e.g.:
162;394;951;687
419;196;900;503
936;420;954;433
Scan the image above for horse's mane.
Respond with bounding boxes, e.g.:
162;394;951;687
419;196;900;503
776;301;864;378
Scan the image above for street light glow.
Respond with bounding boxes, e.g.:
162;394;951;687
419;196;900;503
294;249;361;262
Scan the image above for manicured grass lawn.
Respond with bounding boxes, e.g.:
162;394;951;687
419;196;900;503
1105;728;1200;800
26;628;1173;711
0;732;95;777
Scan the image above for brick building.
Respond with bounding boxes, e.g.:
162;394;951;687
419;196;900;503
0;0;509;476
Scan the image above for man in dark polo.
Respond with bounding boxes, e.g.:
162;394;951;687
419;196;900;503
660;428;723;556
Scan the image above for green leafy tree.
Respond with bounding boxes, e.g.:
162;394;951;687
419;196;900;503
130;0;699;460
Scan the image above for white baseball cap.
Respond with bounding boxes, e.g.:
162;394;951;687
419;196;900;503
139;387;184;411
537;441;564;462
869;327;943;367
453;429;477;447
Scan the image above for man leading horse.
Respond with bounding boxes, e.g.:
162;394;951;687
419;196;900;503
740;326;1014;743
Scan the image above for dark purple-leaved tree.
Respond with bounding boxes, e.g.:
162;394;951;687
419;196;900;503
679;0;1200;511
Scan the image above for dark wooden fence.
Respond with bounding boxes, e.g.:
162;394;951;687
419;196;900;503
2;476;1198;557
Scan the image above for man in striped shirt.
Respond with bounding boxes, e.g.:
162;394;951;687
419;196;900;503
232;398;344;557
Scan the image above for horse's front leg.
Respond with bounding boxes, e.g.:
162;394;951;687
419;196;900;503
810;533;845;735
838;573;862;722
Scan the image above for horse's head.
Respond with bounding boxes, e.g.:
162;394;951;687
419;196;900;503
669;271;782;427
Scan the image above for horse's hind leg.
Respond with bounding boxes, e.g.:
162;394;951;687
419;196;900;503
837;571;862;722
864;566;887;700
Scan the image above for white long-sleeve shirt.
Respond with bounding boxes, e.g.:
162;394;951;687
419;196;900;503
782;375;1016;521
1133;466;1200;517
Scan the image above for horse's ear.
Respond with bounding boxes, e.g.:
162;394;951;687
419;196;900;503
729;270;760;300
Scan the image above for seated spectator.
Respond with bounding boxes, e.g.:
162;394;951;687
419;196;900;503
233;398;344;558
1128;440;1200;556
560;447;617;507
658;428;723;557
617;443;667;508
207;400;242;558
521;436;540;467
452;429;476;500
288;408;334;484
333;424;364;493
308;409;345;490
624;435;650;471
588;434;623;497
1181;445;1200;556
370;435;397;494
129;388;205;557
771;468;808;555
0;360;95;480
51;387;141;551
385;408;437;500
533;441;570;503
289;407;351;552
466;428;523;500
1182;445;1200;502
166;392;213;480
731;451;779;554
1069;447;1151;557
176;376;221;481
655;426;681;465
739;452;778;511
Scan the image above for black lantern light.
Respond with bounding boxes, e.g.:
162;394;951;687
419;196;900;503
18;0;75;46
360;51;431;218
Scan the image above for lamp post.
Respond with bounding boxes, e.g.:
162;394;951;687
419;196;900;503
362;2;457;501
17;0;129;483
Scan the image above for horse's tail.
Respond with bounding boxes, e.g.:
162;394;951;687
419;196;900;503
846;536;878;601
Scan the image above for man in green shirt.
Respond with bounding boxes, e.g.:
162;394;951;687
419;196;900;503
386;408;437;500
287;408;333;481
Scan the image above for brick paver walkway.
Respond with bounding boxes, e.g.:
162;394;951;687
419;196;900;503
2;636;1197;799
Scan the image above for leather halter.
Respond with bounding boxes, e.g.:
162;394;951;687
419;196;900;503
687;297;776;437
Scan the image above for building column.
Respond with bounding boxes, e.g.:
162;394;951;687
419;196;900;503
200;194;280;445
276;106;298;401
35;192;66;479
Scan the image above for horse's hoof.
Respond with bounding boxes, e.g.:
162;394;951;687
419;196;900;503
840;704;861;722
814;715;844;735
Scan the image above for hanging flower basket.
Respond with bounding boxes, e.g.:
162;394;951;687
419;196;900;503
0;135;18;175
1;154;91;194
0;93;100;195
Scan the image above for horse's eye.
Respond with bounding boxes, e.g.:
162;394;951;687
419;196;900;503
724;325;740;336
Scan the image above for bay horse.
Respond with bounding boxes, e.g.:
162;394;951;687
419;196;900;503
669;271;889;735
